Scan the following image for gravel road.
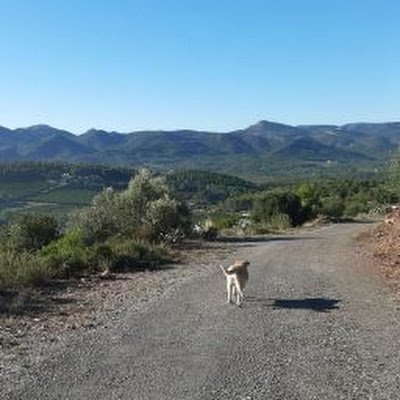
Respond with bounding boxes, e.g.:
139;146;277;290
3;223;400;399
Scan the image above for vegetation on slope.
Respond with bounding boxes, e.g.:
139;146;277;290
0;170;189;291
0;158;398;297
1;120;398;178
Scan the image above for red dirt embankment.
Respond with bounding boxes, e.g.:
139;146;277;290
360;209;400;285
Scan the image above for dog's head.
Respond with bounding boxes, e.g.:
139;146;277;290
233;260;250;267
227;259;250;272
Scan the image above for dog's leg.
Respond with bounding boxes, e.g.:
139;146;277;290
232;284;237;302
221;265;232;303
234;278;244;306
237;290;243;306
227;281;233;303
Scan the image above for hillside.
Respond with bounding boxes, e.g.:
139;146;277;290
0;163;136;222
0;163;264;222
1;120;399;177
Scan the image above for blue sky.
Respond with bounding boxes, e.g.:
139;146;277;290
0;0;399;133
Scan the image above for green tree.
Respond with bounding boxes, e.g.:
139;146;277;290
70;187;119;243
71;169;191;244
252;192;305;227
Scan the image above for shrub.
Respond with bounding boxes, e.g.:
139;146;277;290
297;183;321;206
223;195;254;212
70;188;119;244
198;218;219;241
319;198;345;219
108;238;170;271
252;192;306;227
5;213;58;252
0;169;192;289
247;213;291;234
210;214;239;230
344;200;367;217
250;223;272;235
202;226;218;241
144;196;186;241
117;170;191;241
70;169;192;244
266;213;291;230
296;183;320;220
0;250;53;288
39;229;93;278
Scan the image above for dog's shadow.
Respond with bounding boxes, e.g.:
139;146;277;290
246;296;341;313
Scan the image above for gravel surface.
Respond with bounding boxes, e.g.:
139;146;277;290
2;223;400;399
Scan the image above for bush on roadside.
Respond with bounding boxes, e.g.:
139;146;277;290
245;213;291;234
71;169;192;244
265;213;292;230
0;170;190;289
252;192;306;227
344;200;367;217
209;214;240;231
3;213;58;252
39;228;94;279
37;227;173;278
69;188;119;244
0;251;53;288
318;198;345;219
106;238;171;271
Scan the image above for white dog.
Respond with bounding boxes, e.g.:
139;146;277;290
220;260;250;306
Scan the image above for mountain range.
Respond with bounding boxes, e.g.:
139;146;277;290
1;120;399;177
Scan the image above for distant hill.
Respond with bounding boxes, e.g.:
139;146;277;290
1;120;399;178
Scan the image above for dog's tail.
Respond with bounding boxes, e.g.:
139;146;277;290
220;264;233;275
219;264;228;276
